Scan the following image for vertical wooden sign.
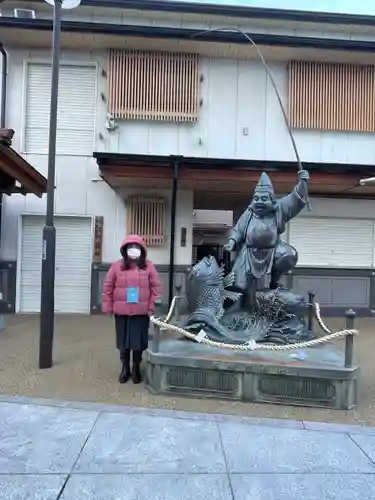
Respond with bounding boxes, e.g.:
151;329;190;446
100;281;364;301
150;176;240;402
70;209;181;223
93;216;104;263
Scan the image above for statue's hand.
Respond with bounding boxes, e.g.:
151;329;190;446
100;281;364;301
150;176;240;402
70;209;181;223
298;169;309;181
224;240;235;252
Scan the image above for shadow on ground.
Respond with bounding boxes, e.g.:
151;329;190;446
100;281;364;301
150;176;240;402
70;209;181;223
0;314;374;425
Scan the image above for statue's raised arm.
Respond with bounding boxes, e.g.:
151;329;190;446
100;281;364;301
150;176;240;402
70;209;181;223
278;169;309;224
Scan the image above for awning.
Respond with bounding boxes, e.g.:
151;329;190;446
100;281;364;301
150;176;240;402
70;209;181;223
0;129;47;197
94;151;375;196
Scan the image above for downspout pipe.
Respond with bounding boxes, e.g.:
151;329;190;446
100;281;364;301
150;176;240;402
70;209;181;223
0;43;7;129
0;44;7;242
168;156;181;308
0;44;7;329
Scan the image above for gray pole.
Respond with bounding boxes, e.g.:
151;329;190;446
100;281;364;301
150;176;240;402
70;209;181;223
39;0;62;369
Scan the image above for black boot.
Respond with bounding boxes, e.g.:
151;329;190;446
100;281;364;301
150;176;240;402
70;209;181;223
119;350;130;384
132;351;142;384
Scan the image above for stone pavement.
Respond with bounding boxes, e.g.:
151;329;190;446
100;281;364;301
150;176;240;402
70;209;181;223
2;396;375;499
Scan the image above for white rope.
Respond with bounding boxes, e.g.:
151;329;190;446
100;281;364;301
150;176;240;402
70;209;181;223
314;302;332;334
164;295;180;324
150;315;357;351
151;296;357;351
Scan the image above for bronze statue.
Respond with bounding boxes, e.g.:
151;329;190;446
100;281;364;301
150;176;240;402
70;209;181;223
224;170;309;293
181;170;313;345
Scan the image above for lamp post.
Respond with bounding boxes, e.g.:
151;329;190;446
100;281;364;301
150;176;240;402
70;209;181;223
39;0;81;369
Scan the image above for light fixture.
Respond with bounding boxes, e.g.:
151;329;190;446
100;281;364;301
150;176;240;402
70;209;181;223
359;177;375;186
14;8;36;18
45;0;81;9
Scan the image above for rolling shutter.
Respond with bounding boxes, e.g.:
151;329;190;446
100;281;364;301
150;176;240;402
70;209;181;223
19;216;43;312
19;215;93;313
290;217;375;267
24;63;97;155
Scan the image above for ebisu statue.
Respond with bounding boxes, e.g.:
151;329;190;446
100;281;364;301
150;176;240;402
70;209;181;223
184;169;312;345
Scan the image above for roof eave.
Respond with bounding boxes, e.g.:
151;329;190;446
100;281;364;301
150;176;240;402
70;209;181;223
1;18;375;54
29;0;375;28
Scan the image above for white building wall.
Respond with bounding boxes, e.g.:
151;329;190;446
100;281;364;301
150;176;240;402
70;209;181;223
1;47;193;266
12;3;374;166
101;56;375;165
2;46;375;268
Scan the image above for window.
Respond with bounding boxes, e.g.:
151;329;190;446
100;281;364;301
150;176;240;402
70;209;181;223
108;49;200;122
24;63;97;155
288;60;375;132
126;195;166;246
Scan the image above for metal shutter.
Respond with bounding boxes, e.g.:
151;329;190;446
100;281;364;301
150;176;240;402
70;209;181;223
24;63;97;155
19;216;43;312
19;215;93;313
290;217;375;267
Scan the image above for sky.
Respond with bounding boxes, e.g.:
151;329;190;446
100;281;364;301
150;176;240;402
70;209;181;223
169;1;375;16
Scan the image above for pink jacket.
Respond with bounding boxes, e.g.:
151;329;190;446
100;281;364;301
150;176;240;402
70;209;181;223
101;235;161;316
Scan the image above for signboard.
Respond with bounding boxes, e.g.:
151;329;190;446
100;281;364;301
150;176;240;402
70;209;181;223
166;0;375;16
93;216;104;263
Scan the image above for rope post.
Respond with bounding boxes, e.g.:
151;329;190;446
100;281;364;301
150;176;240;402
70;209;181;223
344;308;356;368
151;321;160;353
307;290;315;332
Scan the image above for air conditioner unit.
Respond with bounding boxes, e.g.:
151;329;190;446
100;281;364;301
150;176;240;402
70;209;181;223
14;8;36;19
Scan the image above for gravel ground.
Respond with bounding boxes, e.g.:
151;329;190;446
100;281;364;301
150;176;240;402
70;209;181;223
0;313;374;425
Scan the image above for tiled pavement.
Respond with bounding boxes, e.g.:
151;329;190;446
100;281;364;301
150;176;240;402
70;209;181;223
2;396;375;499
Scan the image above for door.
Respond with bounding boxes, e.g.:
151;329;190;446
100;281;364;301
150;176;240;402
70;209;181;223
19;215;93;313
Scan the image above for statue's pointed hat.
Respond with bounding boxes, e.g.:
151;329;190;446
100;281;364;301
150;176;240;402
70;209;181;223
254;172;274;195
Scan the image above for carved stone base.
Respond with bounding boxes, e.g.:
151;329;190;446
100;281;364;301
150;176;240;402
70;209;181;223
145;338;358;410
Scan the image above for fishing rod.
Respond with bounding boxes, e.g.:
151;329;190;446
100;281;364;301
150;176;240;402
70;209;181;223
191;27;311;211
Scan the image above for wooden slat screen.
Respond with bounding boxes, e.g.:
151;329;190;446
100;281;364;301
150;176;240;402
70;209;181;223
127;195;165;246
288;60;375;132
108;49;200;122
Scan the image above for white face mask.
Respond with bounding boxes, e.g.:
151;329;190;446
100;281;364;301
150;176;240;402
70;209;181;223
127;247;141;260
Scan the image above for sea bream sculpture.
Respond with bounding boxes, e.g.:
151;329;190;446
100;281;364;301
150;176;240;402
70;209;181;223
185;255;242;342
183;170;313;345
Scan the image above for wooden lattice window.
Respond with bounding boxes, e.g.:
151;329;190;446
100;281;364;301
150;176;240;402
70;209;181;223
108;49;200;122
126;195;166;246
288;60;375;132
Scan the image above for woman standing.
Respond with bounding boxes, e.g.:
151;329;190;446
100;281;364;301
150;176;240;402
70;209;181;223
102;235;161;384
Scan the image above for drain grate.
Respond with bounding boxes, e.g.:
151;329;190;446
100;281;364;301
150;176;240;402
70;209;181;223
258;375;336;403
166;367;238;394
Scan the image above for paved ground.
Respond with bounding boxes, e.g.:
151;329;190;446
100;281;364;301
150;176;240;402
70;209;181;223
0;314;374;425
2;395;375;499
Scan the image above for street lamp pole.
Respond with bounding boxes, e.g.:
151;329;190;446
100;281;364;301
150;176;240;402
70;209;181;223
39;0;81;369
39;0;62;369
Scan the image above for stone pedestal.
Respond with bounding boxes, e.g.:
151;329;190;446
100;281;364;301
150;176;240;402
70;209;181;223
146;338;358;410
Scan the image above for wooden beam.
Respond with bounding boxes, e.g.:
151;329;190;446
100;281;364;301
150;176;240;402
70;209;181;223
0;128;15;143
101;166;172;179
0;157;44;197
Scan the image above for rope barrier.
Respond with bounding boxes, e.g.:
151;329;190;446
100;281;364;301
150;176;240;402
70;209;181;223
314;302;332;334
150;296;358;352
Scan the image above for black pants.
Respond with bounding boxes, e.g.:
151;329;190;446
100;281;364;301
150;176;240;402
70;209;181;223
120;349;142;365
115;315;149;353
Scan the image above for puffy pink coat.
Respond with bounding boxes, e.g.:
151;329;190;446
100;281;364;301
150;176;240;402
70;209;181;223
101;235;161;316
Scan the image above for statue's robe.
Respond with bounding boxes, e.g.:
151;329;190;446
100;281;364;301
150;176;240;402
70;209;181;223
230;184;307;288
